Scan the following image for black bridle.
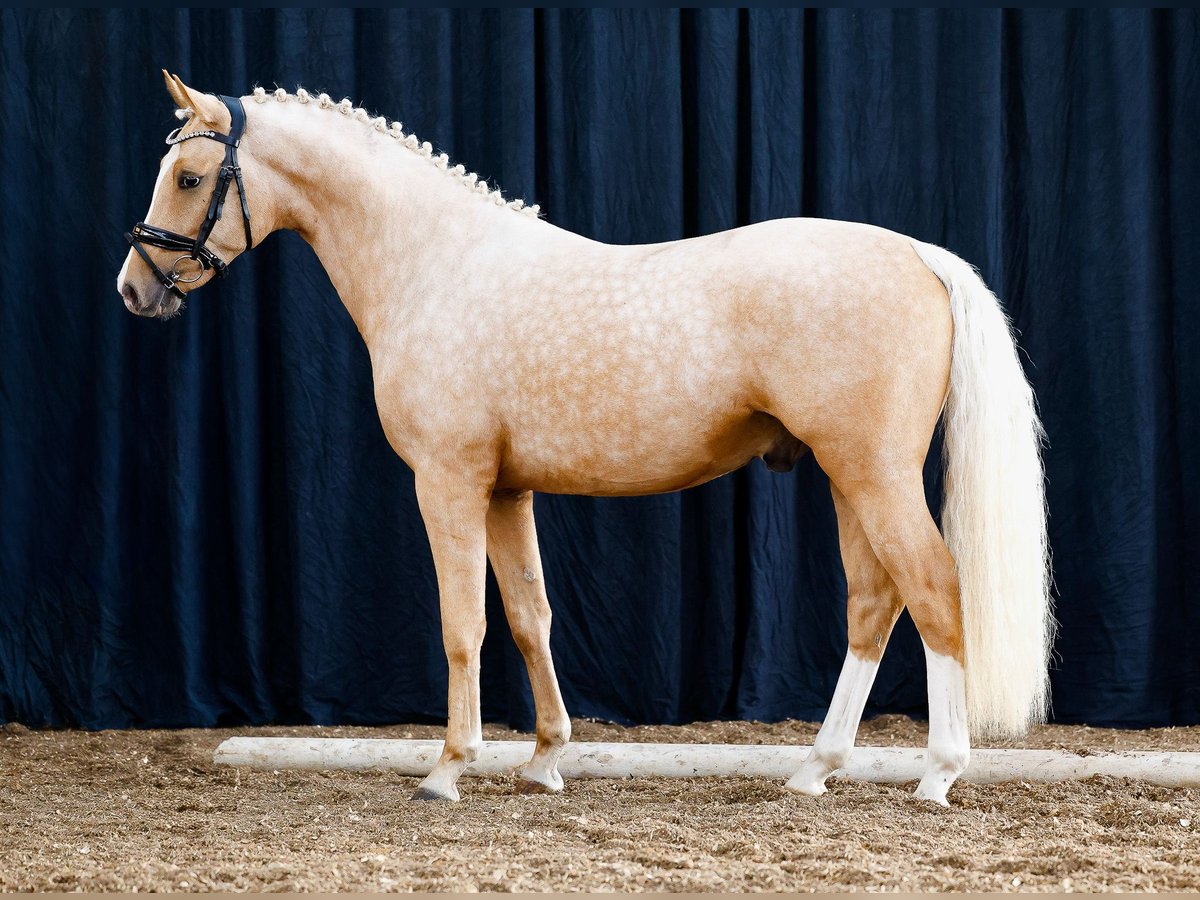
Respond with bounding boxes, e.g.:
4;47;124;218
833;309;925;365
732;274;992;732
124;95;253;299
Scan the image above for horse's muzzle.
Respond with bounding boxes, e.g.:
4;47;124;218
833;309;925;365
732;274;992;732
121;280;181;319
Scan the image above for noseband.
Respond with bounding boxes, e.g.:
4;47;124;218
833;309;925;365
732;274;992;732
124;95;253;299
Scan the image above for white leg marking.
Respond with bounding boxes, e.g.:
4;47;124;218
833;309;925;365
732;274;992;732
414;747;473;802
914;643;971;806
518;742;567;793
786;651;879;795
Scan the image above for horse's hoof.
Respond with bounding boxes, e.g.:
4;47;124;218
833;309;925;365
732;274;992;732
784;765;830;796
411;785;457;803
783;778;828;797
913;781;952;807
514;777;559;795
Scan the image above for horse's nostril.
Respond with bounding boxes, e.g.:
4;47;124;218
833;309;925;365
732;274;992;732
121;282;140;309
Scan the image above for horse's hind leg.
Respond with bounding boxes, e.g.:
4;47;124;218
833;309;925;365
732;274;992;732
834;470;970;805
786;484;904;795
486;491;571;793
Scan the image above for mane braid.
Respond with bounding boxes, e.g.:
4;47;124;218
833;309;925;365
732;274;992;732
246;85;540;218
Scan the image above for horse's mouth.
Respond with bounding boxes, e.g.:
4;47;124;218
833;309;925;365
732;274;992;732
159;296;185;319
125;292;183;320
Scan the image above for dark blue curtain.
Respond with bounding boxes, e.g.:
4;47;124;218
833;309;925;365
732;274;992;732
1;10;1196;730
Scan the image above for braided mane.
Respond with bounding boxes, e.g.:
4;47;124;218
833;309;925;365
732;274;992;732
179;85;541;219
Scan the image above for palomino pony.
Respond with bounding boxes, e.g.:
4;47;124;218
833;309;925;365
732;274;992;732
117;73;1052;806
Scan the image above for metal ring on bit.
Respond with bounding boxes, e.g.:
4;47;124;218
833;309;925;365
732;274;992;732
170;255;206;285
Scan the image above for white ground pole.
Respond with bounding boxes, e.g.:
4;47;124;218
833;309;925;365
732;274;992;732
213;738;1200;788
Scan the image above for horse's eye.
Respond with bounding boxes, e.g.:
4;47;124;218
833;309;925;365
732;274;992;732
178;173;202;190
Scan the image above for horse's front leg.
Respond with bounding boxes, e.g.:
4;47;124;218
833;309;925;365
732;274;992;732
486;491;571;794
411;467;492;802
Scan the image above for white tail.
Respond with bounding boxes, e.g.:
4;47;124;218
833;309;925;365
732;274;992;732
912;241;1054;739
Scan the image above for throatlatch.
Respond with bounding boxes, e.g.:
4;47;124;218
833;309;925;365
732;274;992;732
124;95;253;298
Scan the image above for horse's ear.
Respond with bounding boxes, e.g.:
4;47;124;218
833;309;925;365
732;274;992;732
161;70;230;130
162;69;191;110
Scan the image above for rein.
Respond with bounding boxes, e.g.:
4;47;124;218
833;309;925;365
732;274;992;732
124;95;253;298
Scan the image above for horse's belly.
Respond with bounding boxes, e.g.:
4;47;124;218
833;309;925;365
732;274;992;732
495;409;801;496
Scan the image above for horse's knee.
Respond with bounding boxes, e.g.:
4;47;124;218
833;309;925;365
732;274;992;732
509;608;552;657
443;619;487;669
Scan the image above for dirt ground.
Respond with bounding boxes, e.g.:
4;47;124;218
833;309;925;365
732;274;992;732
1;716;1197;892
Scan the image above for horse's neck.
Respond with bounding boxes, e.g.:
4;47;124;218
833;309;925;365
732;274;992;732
249;100;543;340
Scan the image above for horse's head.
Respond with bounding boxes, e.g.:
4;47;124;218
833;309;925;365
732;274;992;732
117;71;258;318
